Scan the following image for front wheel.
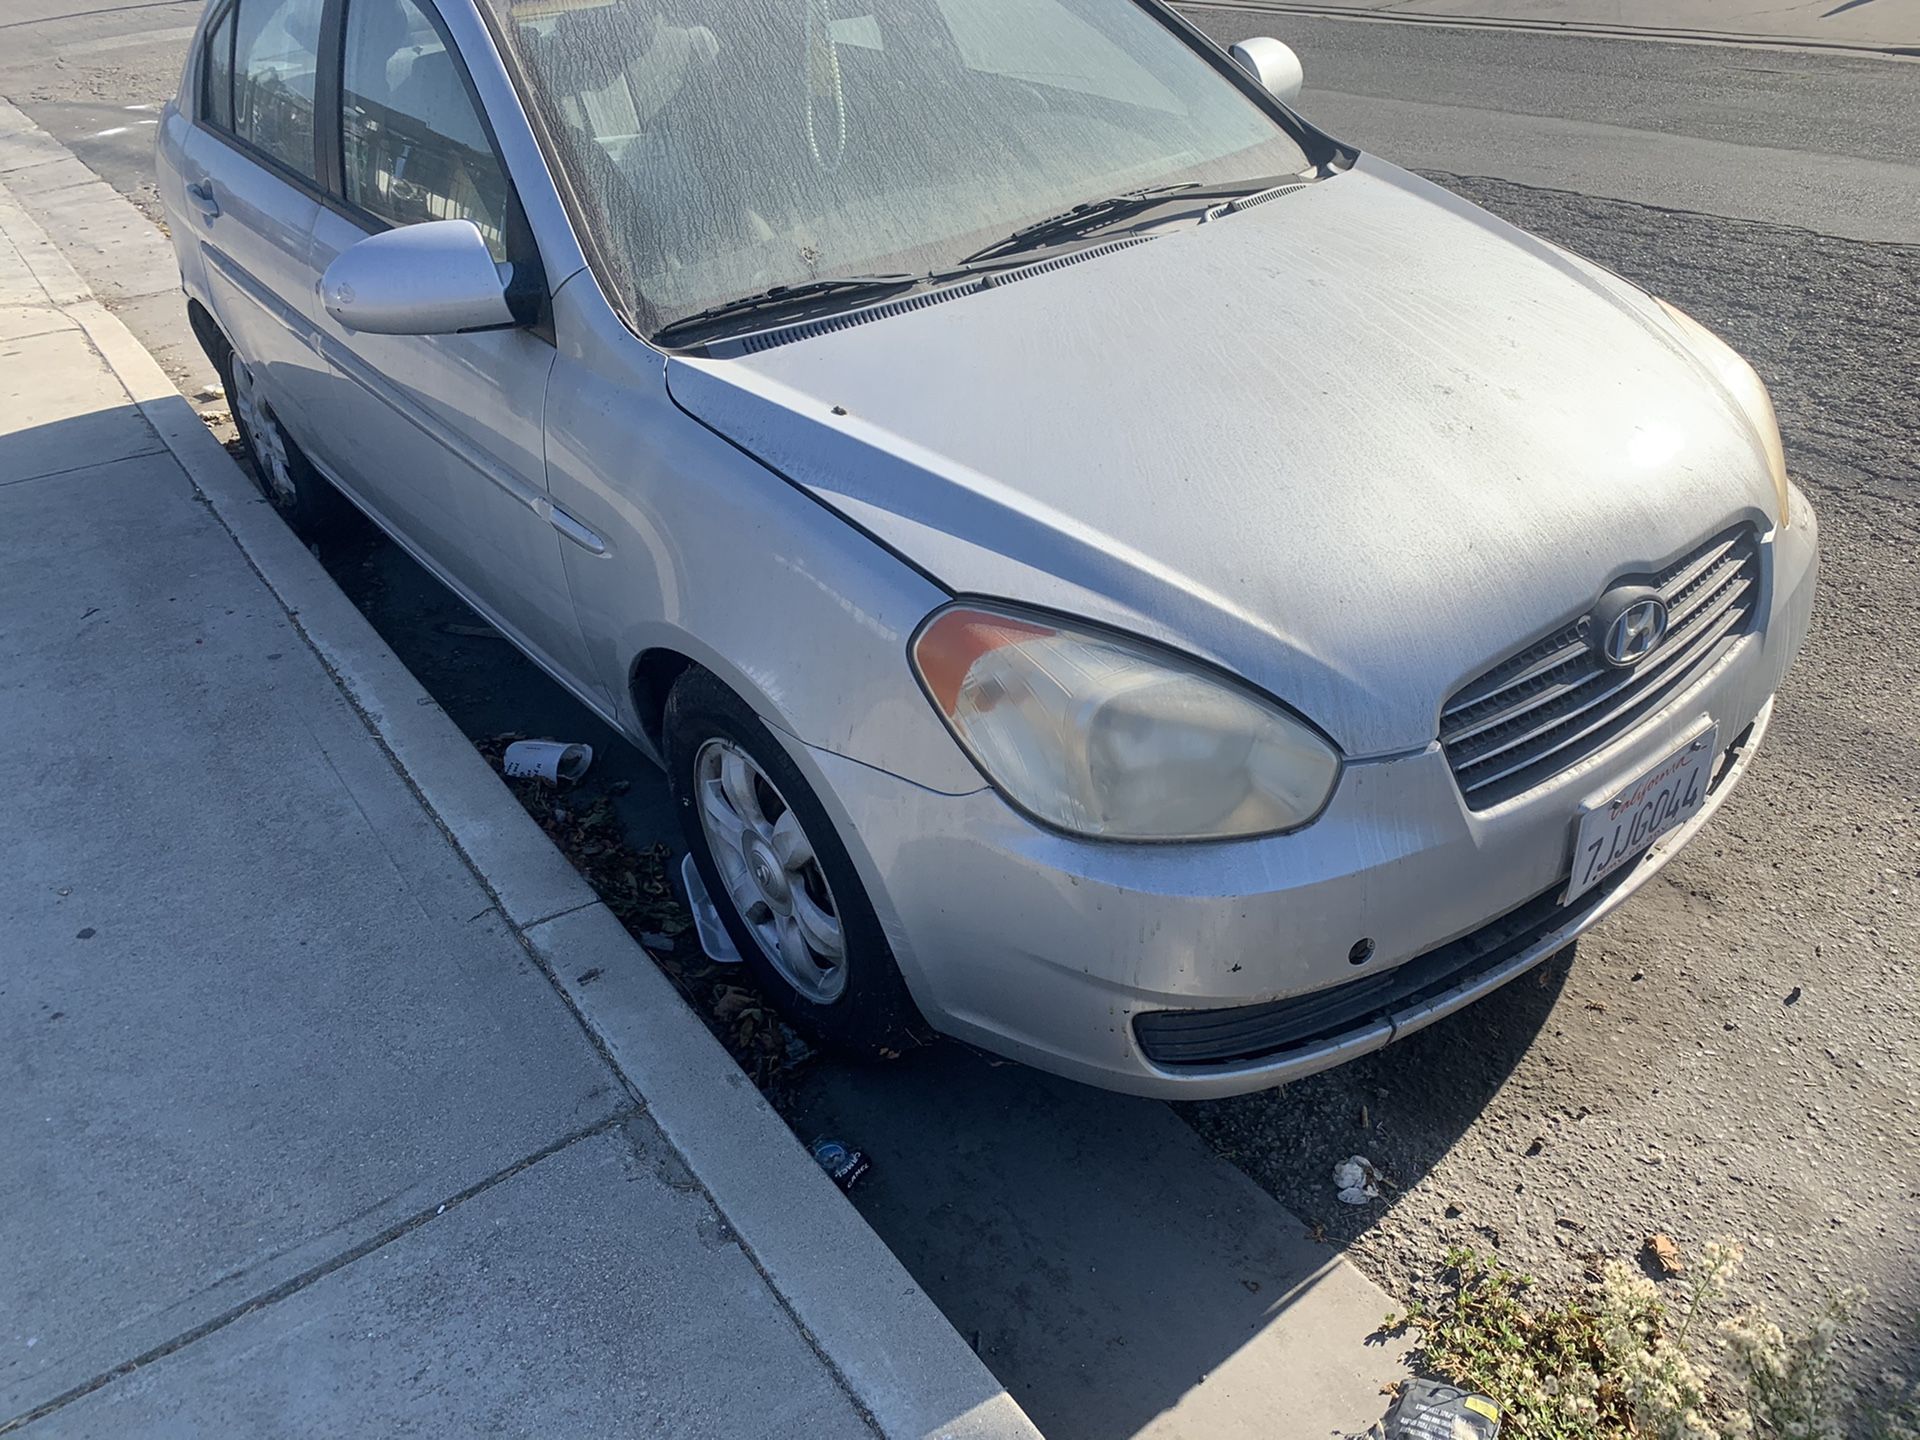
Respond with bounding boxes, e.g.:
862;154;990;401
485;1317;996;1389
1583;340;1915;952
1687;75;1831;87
664;668;926;1058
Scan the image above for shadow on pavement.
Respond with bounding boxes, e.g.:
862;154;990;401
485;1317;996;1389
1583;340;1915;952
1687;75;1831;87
1184;948;1577;1258
789;1044;1398;1440
0;408;909;1437
316;521;1568;1438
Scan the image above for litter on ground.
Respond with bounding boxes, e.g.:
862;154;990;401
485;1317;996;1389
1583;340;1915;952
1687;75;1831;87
1334;1155;1384;1205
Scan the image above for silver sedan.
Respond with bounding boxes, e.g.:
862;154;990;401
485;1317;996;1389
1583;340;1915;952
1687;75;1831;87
157;0;1817;1096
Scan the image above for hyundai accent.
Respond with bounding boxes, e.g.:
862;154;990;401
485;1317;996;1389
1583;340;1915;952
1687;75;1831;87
158;0;1818;1096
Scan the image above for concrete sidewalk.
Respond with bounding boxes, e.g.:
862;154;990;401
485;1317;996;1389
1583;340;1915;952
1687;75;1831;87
0;179;1033;1438
1204;0;1920;53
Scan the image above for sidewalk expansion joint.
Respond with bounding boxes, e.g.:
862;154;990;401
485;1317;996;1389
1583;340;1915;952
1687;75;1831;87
0;1112;638;1436
521;896;601;930
0;446;169;488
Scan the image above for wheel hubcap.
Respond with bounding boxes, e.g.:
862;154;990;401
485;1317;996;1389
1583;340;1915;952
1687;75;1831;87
693;737;847;1004
230;359;296;506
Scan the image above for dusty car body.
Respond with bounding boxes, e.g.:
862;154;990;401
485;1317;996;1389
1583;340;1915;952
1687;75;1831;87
158;0;1816;1097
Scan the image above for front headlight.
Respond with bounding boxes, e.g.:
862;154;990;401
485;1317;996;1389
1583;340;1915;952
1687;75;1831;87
1656;298;1790;528
911;603;1341;841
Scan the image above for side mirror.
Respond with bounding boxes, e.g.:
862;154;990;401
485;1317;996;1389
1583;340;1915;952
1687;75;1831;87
320;219;516;336
1230;36;1304;107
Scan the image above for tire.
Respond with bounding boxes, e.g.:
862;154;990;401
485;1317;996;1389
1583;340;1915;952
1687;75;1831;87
664;668;927;1058
223;348;355;543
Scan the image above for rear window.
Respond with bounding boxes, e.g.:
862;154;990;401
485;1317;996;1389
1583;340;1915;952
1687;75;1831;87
201;4;236;130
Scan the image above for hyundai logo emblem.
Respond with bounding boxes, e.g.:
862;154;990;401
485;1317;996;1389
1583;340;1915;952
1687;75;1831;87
1593;591;1670;667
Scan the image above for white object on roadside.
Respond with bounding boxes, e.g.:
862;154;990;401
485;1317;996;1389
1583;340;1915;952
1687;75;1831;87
502;739;593;782
1333;1154;1382;1205
680;854;743;965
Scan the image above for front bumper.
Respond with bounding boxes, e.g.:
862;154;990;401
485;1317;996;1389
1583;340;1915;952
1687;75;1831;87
799;493;1818;1099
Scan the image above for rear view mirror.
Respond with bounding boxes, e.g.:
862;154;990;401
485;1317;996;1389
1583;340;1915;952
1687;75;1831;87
1231;37;1304;107
320;219;516;336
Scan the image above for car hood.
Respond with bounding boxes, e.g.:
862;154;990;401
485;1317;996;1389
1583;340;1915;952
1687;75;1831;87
665;154;1778;758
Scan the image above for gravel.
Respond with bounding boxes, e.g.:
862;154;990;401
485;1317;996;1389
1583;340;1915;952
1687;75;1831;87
1181;176;1919;1391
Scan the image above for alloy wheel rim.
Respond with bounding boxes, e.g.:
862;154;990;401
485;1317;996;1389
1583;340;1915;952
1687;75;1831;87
693;737;847;1004
230;359;296;506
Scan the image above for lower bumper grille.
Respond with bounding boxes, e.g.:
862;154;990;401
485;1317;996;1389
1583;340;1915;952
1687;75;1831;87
1441;527;1761;808
1133;879;1618;1068
1134;721;1753;1070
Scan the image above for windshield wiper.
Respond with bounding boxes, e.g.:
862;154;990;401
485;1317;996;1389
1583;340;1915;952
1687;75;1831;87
956;179;1285;267
653;274;923;342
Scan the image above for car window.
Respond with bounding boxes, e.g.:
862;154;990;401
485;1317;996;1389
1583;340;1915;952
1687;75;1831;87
233;0;324;176
932;0;1180;112
491;0;1310;334
202;3;236;130
340;0;512;260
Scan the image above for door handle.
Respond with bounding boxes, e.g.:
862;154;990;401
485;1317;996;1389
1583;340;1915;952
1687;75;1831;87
186;180;220;220
547;504;608;556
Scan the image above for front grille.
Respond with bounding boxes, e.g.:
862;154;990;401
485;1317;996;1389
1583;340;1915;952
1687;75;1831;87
1441;528;1760;808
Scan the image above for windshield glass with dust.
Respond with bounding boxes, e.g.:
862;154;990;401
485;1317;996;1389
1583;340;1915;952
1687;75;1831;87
492;0;1312;331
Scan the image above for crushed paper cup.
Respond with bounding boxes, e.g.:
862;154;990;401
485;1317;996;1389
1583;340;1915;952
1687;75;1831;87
502;740;594;782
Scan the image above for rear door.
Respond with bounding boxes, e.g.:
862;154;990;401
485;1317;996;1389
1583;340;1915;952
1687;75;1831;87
179;0;332;441
304;0;598;694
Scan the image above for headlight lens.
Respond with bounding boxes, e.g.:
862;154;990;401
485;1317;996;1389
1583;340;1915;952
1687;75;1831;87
1656;298;1790;528
911;604;1341;841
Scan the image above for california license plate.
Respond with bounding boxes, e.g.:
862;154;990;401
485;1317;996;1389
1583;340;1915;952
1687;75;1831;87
1566;725;1719;903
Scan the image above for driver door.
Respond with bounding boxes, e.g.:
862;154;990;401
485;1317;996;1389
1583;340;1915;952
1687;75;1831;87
304;0;600;698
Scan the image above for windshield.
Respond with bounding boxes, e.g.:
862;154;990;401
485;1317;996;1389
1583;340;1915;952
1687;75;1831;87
490;0;1313;333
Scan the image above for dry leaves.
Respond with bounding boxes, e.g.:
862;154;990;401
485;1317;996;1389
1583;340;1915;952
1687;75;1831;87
1644;1233;1686;1275
477;734;812;1091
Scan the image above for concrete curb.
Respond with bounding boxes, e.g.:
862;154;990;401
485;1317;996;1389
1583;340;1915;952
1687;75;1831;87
1183;0;1920;58
0;165;1037;1440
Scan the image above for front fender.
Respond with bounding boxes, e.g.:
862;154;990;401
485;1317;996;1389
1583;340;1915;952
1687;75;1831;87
541;274;985;795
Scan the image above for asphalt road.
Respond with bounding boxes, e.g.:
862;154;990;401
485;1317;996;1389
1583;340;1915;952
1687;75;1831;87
8;0;1920;239
1190;6;1920;241
1185;168;1920;1386
6;0;1915;1423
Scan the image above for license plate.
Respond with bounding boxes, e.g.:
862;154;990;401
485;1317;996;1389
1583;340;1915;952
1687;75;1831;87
1566;725;1719;903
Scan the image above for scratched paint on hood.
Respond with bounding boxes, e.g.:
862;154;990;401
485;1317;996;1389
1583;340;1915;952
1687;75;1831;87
667;153;1778;758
